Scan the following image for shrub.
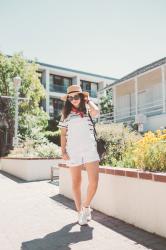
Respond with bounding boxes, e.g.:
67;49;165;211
44;130;60;146
35;142;61;158
142;141;166;171
19;108;49;140
7;138;61;158
90;123;166;172
131;130;166;171
95;123;142;166
119;129;166;172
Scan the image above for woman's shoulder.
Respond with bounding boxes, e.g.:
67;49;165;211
61;112;74;122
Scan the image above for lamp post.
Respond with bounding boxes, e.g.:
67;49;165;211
13;76;21;147
1;76;29;148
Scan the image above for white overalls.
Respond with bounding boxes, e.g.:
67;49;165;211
58;110;100;167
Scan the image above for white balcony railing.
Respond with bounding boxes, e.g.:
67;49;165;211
99;98;165;123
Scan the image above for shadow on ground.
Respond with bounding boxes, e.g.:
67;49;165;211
50;194;166;250
0;170;59;185
0;170;27;183
21;222;93;250
1;170;166;250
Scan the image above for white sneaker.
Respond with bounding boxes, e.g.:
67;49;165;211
84;206;93;221
78;207;88;226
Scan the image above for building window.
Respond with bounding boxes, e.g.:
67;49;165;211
80;80;98;98
49;74;72;93
49;98;64;118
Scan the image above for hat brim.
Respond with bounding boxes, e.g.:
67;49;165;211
60;91;89;101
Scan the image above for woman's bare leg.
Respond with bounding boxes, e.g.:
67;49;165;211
69;165;83;212
82;160;99;208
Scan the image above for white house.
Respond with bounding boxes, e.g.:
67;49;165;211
37;62;117;119
99;57;166;131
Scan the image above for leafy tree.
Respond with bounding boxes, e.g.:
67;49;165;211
99;88;113;114
19;107;49;140
0;52;47;155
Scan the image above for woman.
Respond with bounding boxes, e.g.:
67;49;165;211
58;84;100;226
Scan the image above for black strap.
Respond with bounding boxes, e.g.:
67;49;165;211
88;111;97;141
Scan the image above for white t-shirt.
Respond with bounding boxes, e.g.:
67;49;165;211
58;111;97;152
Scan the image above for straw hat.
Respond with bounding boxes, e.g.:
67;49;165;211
61;85;89;101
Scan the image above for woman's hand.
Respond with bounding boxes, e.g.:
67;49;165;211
62;152;70;160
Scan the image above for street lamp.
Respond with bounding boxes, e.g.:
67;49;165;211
13;76;21;147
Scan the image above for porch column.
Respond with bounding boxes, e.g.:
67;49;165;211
97;90;101;123
77;75;80;85
45;69;50;114
134;77;138;116
113;86;116;122
161;65;166;113
72;75;80;85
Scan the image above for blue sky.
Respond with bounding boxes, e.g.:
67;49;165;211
0;0;166;78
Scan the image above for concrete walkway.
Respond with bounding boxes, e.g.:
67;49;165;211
0;170;166;250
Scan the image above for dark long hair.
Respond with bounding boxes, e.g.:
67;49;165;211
62;93;87;119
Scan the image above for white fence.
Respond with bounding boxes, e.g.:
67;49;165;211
99;98;164;124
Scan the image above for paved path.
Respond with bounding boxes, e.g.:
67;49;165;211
0;170;166;250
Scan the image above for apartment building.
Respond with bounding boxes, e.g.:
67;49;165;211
37;61;117;119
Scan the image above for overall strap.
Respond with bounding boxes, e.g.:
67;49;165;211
88;111;97;141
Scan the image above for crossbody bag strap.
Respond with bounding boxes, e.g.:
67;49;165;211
87;111;98;141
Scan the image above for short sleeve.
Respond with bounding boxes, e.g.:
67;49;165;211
57;114;67;128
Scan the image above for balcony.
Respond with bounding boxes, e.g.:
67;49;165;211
49;84;98;98
99;99;164;123
82;89;97;98
49;84;68;93
90;90;97;98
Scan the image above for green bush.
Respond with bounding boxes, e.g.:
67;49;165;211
35;142;61;158
8;138;61;158
113;129;166;172
19;108;49;140
142;141;166;171
9;120;61;158
96;123;141;166
44;130;60;146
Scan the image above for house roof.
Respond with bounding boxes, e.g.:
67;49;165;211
102;57;166;90
6;54;117;81
37;61;117;81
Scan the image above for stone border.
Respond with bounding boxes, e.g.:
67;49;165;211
0;157;61;160
59;164;166;183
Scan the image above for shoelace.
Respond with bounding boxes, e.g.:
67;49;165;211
82;206;93;214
